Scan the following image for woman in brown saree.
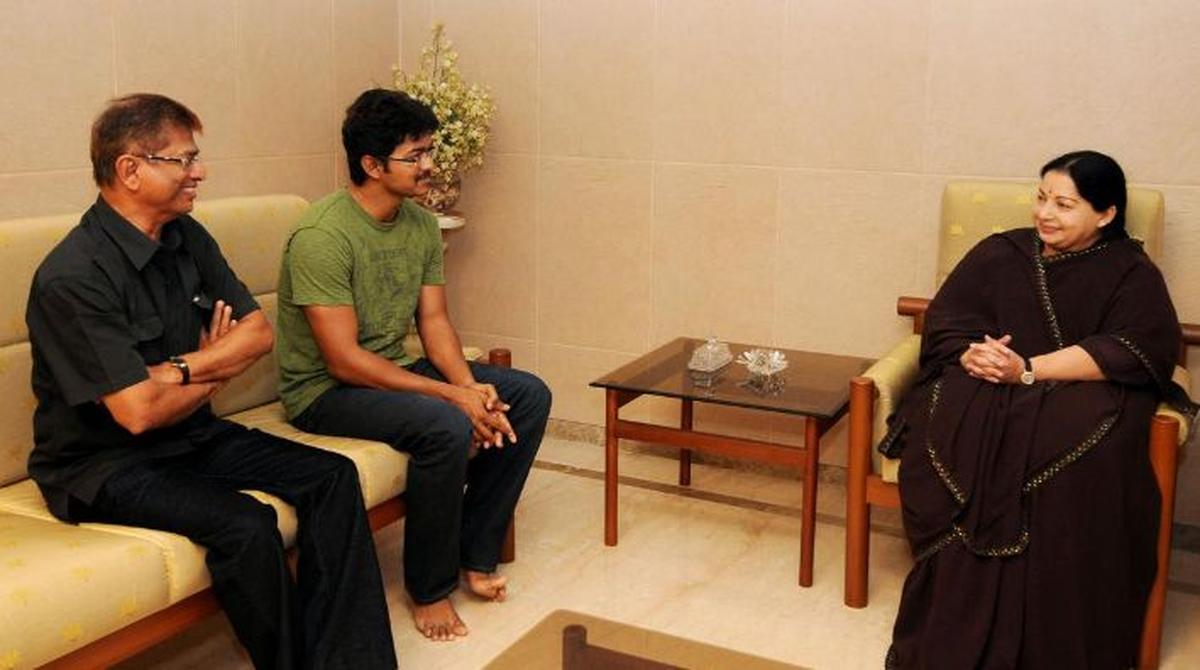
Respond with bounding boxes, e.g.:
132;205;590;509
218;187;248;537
883;151;1197;668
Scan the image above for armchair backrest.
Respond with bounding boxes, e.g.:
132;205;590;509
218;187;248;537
935;181;1165;288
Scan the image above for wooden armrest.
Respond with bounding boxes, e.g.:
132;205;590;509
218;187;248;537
1183;322;1200;346
897;296;931;334
1181;322;1200;366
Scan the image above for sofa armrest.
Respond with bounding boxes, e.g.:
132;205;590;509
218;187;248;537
863;334;922;445
1156;365;1193;452
856;334;921;482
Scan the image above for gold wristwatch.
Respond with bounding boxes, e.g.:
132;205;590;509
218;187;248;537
1019;357;1035;385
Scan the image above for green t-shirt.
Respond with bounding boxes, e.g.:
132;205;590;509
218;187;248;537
276;189;444;419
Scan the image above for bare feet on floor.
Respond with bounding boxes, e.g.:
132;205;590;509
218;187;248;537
413;598;468;641
464;569;508;602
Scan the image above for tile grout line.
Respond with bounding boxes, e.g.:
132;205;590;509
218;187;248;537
528;458;1200;597
530;459;900;536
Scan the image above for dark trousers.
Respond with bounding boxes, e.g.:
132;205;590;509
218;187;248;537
293;360;551;604
80;424;396;670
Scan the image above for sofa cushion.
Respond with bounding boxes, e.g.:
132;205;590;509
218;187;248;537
0;213;80;347
191;195;308;296
935;182;1164;287
0;481;300;606
0;511;171;668
0;480;216;603
226;402;407;508
210;293;282;417
0;342;35;487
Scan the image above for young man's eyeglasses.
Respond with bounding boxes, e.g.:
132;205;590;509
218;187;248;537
136;153;203;170
385;149;435;167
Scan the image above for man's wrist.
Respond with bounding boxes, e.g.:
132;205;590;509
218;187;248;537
436;381;465;402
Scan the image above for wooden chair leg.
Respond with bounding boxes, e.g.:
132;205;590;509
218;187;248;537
845;376;875;608
1138;415;1180;670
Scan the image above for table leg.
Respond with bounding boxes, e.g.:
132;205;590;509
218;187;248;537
605;389;619;546
799;417;820;587
679;399;693;486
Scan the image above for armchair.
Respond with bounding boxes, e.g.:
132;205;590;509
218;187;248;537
843;181;1196;669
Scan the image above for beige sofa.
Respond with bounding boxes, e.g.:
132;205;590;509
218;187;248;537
0;194;494;668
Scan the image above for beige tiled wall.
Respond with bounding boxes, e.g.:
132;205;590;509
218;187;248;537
403;0;1200;514
3;3;1198;520
0;0;398;221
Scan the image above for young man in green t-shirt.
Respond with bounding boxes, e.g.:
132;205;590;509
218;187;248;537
276;89;551;641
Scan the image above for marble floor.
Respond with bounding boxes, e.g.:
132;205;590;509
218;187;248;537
125;434;1200;669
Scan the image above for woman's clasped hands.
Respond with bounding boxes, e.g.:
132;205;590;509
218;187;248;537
960;334;1025;384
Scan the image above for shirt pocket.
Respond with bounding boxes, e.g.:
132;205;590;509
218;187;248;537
129;314;165;363
191;290;215;324
129;315;164;342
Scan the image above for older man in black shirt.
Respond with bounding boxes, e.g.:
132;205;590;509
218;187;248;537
25;94;396;669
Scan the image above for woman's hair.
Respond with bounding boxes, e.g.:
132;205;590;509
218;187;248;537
1040;150;1128;240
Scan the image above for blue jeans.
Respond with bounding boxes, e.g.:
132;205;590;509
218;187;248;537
79;423;396;669
292;359;551;604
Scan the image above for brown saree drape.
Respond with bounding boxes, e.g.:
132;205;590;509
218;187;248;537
884;229;1190;669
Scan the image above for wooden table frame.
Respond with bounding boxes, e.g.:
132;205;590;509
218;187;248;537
603;390;843;587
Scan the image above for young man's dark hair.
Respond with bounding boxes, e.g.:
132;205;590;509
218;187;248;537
342;89;440;185
90;93;203;187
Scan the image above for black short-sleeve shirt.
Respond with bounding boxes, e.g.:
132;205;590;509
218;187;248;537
26;197;260;520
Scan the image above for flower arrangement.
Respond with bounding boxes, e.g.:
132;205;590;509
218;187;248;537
394;23;496;212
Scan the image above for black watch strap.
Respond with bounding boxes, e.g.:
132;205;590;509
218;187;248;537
1019;357;1035;385
169;356;190;385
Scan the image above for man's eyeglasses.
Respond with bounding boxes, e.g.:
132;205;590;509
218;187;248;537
136;153;203;170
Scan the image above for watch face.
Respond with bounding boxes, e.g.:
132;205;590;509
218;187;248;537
1020;370;1035;385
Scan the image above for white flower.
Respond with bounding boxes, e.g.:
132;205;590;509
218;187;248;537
394;23;496;189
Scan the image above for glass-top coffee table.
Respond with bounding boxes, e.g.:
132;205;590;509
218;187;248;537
590;337;872;587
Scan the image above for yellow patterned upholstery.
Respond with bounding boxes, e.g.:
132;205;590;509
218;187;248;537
0;512;171;668
0;479;212;603
210;293;282;417
934;181;1164;287
862;335;921;483
227;402;407;508
191;195;309;296
0;344;35;487
0;215;83;347
1162;366;1193;449
875;181;1171;482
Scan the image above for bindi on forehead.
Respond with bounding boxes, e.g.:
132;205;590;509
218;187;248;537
1041;172;1081;200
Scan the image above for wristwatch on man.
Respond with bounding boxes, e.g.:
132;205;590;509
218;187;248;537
1019;357;1035;385
169;355;191;385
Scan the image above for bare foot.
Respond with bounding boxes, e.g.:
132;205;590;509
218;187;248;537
412;598;468;641
464;570;508;602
